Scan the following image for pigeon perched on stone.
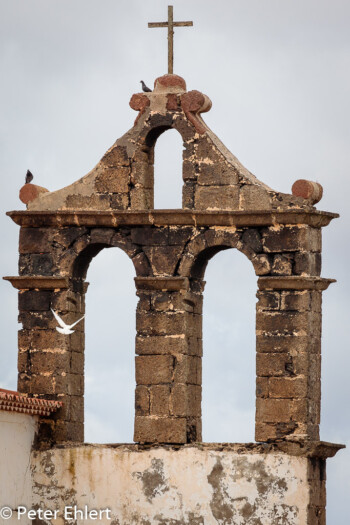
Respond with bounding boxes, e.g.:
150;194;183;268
140;80;152;93
25;170;33;184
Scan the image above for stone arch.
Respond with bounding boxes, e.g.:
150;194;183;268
130;115;196;210
56;228;151;288
178;228;263;280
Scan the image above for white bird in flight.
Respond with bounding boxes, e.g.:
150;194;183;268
51;309;85;335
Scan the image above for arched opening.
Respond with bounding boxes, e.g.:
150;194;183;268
202;248;256;442
153;128;183;209
84;247;137;443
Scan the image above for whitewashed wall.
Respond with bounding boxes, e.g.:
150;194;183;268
0;412;37;525
32;445;309;524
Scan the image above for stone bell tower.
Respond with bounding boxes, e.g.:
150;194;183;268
4;11;345;520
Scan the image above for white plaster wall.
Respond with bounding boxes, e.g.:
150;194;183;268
0;411;37;525
31;445;310;525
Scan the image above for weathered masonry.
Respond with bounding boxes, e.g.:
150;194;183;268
4;74;344;524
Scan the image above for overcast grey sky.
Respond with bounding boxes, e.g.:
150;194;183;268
0;0;349;522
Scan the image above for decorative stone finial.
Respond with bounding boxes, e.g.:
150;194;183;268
292;179;323;204
154;74;187;93
19;183;49;206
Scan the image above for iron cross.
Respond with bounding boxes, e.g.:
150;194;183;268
148;6;193;74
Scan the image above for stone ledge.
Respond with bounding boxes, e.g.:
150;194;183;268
7;209;338;228
51;441;345;459
258;276;336;291
135;277;190;291
3;276;69;290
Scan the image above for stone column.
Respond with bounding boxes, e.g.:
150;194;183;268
134;277;203;444
255;276;334;442
5;276;86;445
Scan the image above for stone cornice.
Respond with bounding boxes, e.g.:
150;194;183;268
7;209;338;228
3;276;69;290
258;276;336;291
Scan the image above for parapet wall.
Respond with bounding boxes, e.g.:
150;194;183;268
31;443;331;525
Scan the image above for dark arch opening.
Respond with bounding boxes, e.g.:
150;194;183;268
83;247;137;443
201;248;256;442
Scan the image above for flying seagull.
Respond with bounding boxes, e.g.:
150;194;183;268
51;309;85;335
25;170;33;184
140;80;152;93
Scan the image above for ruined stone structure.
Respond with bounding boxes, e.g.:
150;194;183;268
4;73;344;523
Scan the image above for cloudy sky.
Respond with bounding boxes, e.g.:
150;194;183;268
0;0;349;521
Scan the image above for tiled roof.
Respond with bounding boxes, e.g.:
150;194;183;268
0;388;62;417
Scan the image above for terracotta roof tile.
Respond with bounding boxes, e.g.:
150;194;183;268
0;388;62;417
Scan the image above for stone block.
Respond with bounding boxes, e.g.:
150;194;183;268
136;311;186;336
90;228;115;245
131;162;154;188
256;398;295;423
257;353;294;377
256;377;269;398
168;227;194;245
194;185;239;210
170;384;201;417
135;385;150;416
134;416;187;443
19;253;54;276
256;311;313;335
56;421;84;443
262;226;321;253
256;334;312;354
135;355;174;384
71;352;84;374
182;160;197;181
95;167;130;193
294;252;321;276
143;246;184;275
135;335;189;356
19;290;52;311
132;252;151;276
70;330;84;353
195;138;220;161
280;291;312;311
19;228;50;254
54;227;88;249
269;377;308;398
173;117;196;141
136;293;151;313
271;254;292;275
197;163;238;186
101;145;129;167
151;293;178;312
51;290;83;313
173;355;201;385
65;193;111;210
30;351;70;374
67;374;84;396
242;229;263;253
110;193;129;209
256;291;280;310
252;254;271;275
182;181;195;209
69;396;84;422
18;311;58;330
239;185;271;211
131;227;169;245
32;329;70;351
130;187;152;210
255;422;278;442
150;385;170;416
